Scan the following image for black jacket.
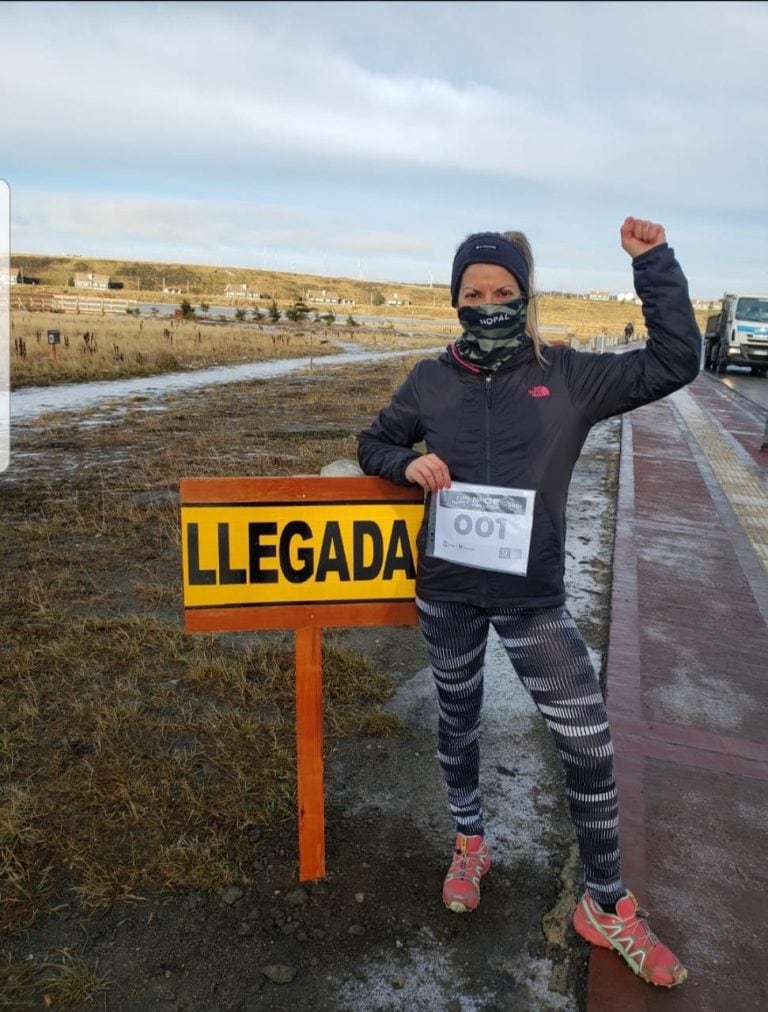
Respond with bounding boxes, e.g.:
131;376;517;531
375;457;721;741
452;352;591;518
356;244;701;608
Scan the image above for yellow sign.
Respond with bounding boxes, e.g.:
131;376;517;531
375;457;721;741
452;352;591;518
180;475;424;882
181;484;424;611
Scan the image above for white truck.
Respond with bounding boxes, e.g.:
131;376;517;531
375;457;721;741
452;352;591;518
703;294;768;376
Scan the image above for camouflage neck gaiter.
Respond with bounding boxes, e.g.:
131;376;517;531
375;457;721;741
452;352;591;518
454;298;528;369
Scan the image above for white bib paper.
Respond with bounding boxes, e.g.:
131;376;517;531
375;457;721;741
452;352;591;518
427;481;535;575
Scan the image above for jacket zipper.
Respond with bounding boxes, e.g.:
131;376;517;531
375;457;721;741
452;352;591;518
484;373;493;482
480;372;494;602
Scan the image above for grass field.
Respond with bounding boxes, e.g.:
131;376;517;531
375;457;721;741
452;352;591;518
1;356;423;1006
10;311;343;388
10;295;710;390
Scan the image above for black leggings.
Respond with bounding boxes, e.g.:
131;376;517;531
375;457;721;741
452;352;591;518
416;597;624;907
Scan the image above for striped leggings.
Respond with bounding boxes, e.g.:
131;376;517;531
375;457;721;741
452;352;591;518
416;597;623;908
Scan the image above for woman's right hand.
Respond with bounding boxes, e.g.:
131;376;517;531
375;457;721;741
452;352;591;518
405;453;452;492
620;216;667;258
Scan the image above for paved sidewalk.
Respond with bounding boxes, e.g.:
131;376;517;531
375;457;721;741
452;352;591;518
586;373;768;1011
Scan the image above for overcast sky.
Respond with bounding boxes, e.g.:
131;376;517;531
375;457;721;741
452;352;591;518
2;0;767;299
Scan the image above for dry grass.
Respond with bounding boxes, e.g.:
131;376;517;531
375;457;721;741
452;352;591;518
1;947;109;1010
10;290;710;390
9;310;342;389
1;605;397;917
1;358;418;945
538;295;710;342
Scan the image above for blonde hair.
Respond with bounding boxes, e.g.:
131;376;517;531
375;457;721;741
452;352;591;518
501;230;548;366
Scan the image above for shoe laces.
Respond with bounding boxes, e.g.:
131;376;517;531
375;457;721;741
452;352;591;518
617;901;660;949
448;842;486;883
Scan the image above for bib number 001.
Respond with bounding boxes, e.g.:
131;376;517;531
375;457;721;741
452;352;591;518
428;481;536;575
453;513;508;539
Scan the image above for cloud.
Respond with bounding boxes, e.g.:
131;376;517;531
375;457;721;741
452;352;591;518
3;0;763;207
2;1;768;296
10;188;439;281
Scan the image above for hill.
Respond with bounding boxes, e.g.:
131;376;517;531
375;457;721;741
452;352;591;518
9;253;711;334
10;254;448;313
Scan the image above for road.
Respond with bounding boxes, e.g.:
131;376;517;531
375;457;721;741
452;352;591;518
709;365;768;411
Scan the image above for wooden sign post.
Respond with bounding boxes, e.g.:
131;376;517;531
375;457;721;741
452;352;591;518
179;475;423;881
47;328;60;361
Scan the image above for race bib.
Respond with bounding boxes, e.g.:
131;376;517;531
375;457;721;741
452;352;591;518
426;481;535;575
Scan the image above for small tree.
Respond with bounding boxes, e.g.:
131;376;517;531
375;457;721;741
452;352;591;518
346;314;359;328
199;301;210;312
268;301;281;323
234;308;247;322
285;299;310;323
250;307;263;322
178;299;195;319
371;288;386;307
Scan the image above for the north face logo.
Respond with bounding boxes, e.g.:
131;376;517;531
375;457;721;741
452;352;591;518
528;385;550;398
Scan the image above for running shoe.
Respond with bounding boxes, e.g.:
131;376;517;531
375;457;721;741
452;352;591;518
442;833;491;913
572;890;688;988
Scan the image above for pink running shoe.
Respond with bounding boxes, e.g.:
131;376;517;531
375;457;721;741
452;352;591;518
442;833;491;913
572;890;688;988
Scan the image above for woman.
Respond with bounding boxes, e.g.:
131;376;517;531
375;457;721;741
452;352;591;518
356;218;700;989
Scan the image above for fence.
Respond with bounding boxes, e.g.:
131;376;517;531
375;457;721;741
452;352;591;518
15;294;139;315
572;332;633;351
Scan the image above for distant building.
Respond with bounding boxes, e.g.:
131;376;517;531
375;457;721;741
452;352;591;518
588;290;610;301
74;271;111;290
225;283;262;300
307;289;341;304
386;293;410;306
163;286;183;295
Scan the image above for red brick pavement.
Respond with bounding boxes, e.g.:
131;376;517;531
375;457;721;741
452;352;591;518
585;375;768;1011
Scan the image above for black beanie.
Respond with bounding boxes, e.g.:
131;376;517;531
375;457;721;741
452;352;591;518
450;233;530;306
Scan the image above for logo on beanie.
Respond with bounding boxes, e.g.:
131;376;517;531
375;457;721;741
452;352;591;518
528;385;550;398
450;233;530;305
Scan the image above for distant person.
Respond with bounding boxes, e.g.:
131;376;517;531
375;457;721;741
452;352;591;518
357;217;700;989
624;320;634;343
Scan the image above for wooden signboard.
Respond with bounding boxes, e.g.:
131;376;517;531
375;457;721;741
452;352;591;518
180;475;423;880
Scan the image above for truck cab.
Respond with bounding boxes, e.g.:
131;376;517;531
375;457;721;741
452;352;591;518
704;295;768;376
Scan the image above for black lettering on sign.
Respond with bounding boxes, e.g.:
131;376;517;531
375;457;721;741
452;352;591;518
383;519;416;579
316;520;351;582
279;520;313;583
218;523;246;584
353;520;383;580
248;521;279;584
187;523;216;585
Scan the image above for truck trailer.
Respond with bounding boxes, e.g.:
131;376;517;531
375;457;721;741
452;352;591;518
703;294;768;376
